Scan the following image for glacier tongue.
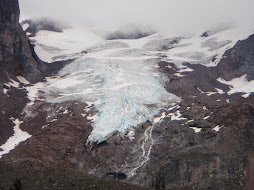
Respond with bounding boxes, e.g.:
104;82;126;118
40;40;180;143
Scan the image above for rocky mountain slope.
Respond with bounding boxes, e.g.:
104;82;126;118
0;0;47;146
1;1;254;190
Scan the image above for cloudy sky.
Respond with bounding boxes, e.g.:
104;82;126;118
19;0;254;34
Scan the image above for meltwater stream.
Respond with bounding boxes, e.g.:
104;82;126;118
40;40;180;143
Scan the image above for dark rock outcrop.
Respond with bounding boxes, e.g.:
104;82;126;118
0;0;19;25
216;34;254;81
0;0;46;144
0;0;46;83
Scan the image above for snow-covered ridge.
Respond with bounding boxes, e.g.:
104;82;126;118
27;23;254;67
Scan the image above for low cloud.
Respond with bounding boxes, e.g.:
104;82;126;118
20;0;254;35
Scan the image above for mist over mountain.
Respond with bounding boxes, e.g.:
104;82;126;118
19;0;254;35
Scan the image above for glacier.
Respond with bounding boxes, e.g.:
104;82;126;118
39;39;180;143
26;24;254;143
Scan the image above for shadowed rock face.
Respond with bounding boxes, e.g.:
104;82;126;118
216;34;254;81
0;0;19;25
0;0;46;144
0;0;46;83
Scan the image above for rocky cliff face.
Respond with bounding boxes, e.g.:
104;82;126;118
0;0;19;25
217;34;254;81
0;0;46;144
0;0;46;83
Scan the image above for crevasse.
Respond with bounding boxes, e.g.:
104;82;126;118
40;41;180;143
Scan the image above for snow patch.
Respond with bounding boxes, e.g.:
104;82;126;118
203;116;210;120
4;79;20;88
190;127;202;133
22;23;30;31
218;75;254;95
212;125;223;132
168;110;187;121
126;130;135;140
30;27;104;62
0;119;31;158
25;82;45;105
206;92;217;96
174;73;185;77
3;88;9;95
242;93;251;98
17;76;30;85
215;88;224;94
153;112;166;123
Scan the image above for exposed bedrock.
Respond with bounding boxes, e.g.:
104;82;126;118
0;0;46;144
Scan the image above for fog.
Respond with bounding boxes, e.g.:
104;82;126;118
20;0;254;34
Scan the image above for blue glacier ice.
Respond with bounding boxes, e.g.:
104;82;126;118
40;40;181;143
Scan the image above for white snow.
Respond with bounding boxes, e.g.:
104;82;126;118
25;82;45;105
153;112;166;123
17;76;30;85
160;24;253;68
206;92;217;96
174;73;185;77
30;27;104;62
126;130;135;140
218;75;254;95
185;119;194;124
197;87;205;94
168;110;187;121
215;88;224;94
4;79;20;88
212;125;223;132
3;88;8;95
203;116;210;120
178;67;194;73
168;105;179;111
242;93;251;98
22;23;29;31
0;119;31;158
50;119;58;122
190;127;202;133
